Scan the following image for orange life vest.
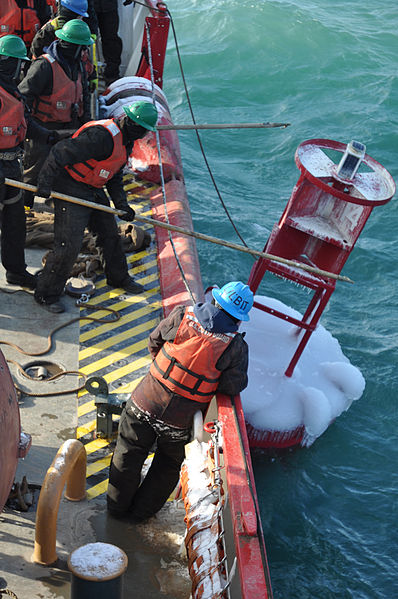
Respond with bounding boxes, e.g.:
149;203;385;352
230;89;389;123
0;87;26;150
32;54;83;123
150;307;236;402
0;0;40;47
65;119;127;187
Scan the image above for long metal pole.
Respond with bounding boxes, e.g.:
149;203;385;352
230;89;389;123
157;122;290;130
5;178;353;284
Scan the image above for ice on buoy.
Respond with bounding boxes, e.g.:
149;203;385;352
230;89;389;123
241;296;365;446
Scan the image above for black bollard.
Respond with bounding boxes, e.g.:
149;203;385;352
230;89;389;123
68;542;128;599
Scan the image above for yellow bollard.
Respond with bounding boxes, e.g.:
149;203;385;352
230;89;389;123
33;439;87;565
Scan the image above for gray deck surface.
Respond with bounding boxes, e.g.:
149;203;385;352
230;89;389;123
0;235;191;598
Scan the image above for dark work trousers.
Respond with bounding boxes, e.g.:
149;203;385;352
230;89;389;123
22;122;64;208
34;192;130;304
97;9;122;83
23;137;51;208
107;399;191;520
0;157;27;274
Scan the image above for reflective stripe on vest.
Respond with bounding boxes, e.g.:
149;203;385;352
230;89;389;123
0;87;26;150
32;54;83;123
150;307;236;402
65;119;127;187
0;0;40;46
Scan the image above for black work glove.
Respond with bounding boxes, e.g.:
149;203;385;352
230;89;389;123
119;207;136;221
36;182;52;199
47;131;60;145
123;0;134;5
0;166;5;186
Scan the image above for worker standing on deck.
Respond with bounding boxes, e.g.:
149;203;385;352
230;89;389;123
30;0;98;59
18;18;92;209
107;281;254;522
34;100;158;313
0;0;51;52
0;35;59;288
93;0;122;85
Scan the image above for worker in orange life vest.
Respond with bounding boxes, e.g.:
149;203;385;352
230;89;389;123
0;0;50;50
18;18;92;209
0;35;59;289
32;100;158;313
107;281;254;522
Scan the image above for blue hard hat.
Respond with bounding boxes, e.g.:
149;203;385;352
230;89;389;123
212;281;254;322
60;0;89;17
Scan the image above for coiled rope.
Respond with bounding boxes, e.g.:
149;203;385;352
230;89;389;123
0;293;120;397
0;588;18;598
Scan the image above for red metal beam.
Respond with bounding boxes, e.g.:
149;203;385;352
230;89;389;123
217;393;273;598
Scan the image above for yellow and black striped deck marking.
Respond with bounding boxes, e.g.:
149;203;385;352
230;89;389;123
76;176;162;500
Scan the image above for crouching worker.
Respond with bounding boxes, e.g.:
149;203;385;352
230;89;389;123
34;100;158;313
107;281;254;522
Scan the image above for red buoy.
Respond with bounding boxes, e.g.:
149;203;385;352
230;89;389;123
246;139;395;448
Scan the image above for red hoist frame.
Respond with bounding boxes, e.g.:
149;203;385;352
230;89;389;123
248;138;395;378
135;1;170;88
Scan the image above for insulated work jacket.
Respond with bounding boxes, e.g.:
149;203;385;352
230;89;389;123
0;87;26;150
32;53;83;123
0;0;40;46
150;306;236;403
65;119;127;187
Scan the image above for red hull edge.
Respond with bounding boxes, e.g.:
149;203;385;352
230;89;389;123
218;394;273;598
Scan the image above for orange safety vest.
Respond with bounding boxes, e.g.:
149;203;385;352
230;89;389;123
32;54;83;123
0;87;26;150
65;119;127;187
150;307;236;402
0;0;40;47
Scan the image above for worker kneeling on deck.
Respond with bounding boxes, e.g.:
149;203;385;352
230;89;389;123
107;281;254;523
34;100;158;313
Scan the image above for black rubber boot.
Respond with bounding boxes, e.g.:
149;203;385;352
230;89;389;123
108;277;144;295
34;298;65;313
6;270;37;290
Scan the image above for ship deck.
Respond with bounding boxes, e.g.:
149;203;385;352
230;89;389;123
0;177;195;599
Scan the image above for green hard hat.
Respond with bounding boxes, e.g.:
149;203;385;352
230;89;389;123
123;102;158;132
55;19;94;45
0;35;30;61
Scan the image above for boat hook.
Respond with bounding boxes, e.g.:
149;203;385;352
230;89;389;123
5;178;354;284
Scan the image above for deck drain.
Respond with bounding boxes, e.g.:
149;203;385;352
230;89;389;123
20;360;65;381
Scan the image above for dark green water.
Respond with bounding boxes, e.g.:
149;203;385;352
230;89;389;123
164;1;397;597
